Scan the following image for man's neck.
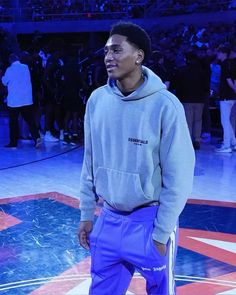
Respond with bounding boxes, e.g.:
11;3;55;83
117;74;144;93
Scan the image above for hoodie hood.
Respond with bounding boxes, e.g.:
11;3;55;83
107;66;166;101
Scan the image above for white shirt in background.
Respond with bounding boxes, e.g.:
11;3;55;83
2;61;33;107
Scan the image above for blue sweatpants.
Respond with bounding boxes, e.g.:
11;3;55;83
89;206;178;295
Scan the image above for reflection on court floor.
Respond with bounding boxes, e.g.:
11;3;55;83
0;193;236;295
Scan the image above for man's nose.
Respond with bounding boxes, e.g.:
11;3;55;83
105;51;114;61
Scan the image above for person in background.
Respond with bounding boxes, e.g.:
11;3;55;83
229;44;236;139
62;54;84;144
42;50;64;142
175;50;209;150
215;44;236;153
78;21;195;295
1;53;41;148
151;50;171;89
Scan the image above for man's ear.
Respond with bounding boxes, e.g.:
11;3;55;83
136;49;145;64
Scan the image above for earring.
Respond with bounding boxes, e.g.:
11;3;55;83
136;60;140;65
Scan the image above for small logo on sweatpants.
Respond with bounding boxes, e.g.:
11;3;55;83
141;265;166;272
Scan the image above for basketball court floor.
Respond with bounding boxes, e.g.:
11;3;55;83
0;115;236;295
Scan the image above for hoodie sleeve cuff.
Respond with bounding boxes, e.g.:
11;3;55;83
152;226;170;245
80;209;95;222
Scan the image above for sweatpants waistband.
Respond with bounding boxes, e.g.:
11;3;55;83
102;205;158;221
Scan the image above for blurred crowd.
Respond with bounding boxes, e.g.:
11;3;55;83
0;0;148;21
158;0;236;16
0;19;236;150
0;28;108;145
0;0;236;21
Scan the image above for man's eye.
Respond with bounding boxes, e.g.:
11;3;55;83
114;49;122;53
104;48;122;56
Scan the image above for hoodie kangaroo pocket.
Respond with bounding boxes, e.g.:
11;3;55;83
94;167;151;211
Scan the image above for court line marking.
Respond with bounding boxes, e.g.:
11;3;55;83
1;274;236;291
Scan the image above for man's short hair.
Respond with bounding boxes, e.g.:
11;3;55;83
9;53;19;63
110;21;151;62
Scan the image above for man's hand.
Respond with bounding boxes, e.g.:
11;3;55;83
78;221;93;250
153;240;167;256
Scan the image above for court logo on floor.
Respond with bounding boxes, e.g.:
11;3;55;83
0;194;235;295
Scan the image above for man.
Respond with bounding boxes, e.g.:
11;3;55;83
151;50;171;90
215;45;236;153
175;50;209;150
2;53;41;148
78;22;195;295
42;50;64;142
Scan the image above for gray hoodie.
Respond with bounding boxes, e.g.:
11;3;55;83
79;66;195;244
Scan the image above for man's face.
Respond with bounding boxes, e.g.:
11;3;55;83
104;34;141;80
